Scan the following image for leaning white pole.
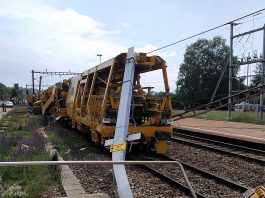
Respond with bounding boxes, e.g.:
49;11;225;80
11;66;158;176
111;47;135;198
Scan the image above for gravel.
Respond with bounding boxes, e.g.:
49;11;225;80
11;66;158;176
127;165;186;198
168;141;265;193
147;163;242;198
42;184;66;198
69;146;118;197
69;146;188;197
52;126;184;198
48;125;265;198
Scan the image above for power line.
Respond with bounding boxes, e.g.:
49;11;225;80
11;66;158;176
237;13;265;25
33;71;81;75
147;8;265;54
234;35;244;48
236;34;250;57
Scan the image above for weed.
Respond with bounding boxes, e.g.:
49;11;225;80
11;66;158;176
0;106;63;197
49;151;61;182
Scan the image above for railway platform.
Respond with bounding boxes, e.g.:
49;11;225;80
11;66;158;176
174;118;265;145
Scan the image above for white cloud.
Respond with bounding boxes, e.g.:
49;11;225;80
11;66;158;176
136;44;156;53
0;1;120;37
122;22;129;28
0;1;177;91
0;1;126;86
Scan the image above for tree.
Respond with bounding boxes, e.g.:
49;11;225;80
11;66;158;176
10;88;18;98
150;91;183;109
176;36;242;107
251;63;264;87
0;82;8;99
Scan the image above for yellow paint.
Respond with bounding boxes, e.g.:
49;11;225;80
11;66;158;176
110;142;126;152
246;186;265;198
157;140;168;154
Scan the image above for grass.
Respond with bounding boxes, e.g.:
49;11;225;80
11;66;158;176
0;106;62;198
45;125;90;160
173;110;265;125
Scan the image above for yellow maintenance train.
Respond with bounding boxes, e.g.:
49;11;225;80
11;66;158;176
28;52;173;154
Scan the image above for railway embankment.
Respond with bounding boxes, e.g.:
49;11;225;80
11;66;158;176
0;106;65;197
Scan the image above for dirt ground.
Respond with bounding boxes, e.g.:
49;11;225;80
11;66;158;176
0;107;12;119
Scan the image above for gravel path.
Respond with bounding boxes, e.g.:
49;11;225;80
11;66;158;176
51;126;186;197
69;146;118;197
127;165;186;198
147;163;242;198
168;141;265;189
48;125;265;198
69;147;187;197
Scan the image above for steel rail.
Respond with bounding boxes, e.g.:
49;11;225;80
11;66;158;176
170;137;265;164
140;165;205;198
173;131;265;155
160;155;250;193
127;156;199;198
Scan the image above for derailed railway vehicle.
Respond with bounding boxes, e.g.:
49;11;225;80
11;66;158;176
31;52;173;154
40;80;70;118
30;80;70;116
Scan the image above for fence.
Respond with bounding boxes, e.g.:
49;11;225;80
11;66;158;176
0;160;197;198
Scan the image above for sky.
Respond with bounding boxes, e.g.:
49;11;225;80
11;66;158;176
0;0;264;92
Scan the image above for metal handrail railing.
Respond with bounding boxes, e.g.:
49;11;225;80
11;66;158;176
0;160;197;198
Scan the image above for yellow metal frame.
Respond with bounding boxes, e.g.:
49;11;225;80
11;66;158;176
32;52;173;154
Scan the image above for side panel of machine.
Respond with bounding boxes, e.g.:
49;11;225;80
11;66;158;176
66;76;80;117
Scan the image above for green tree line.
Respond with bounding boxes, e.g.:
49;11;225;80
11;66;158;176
0;82;27;100
153;36;263;109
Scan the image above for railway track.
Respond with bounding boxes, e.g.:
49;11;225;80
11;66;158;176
171;130;265;164
128;156;204;198
129;155;249;197
139;164;205;198
46;124;260;197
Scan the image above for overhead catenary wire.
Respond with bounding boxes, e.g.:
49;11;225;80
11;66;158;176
233;13;263;91
238;13;265;26
234;35;244;48
236;34;250;57
147;8;265;54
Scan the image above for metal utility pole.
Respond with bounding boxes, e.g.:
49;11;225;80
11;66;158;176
20;88;23;100
39;76;42;100
32;71;81;75
31;70;81;93
32;70;35;94
111;47;134;198
210;62;228;103
26;84;52;88
228;23;234;119
260;24;265;120
97;54;102;64
229;24;265;120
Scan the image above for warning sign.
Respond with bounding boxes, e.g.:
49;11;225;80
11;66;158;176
110;142;126;152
